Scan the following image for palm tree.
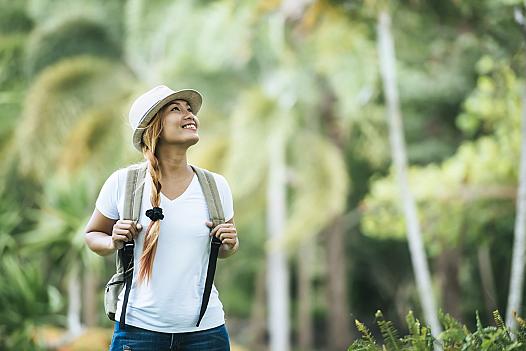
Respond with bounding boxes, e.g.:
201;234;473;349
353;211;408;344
506;3;526;330
377;9;442;336
10;2;352;349
12;53;135;335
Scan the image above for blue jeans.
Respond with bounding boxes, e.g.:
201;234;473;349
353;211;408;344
109;322;230;351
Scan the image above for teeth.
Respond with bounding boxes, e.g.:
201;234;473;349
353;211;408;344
183;124;196;129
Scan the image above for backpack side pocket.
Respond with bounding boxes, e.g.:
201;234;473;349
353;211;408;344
104;272;124;321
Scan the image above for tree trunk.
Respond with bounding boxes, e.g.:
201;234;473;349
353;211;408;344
248;267;268;351
82;268;98;327
67;262;82;336
437;247;461;320
266;130;290;351
298;238;314;350
318;69;352;351
506;34;526;329
324;217;351;350
377;10;442;337
478;244;498;315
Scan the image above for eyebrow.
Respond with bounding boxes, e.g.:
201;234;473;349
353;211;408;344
168;101;192;110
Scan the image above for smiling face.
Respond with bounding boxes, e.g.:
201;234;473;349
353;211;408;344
158;99;200;148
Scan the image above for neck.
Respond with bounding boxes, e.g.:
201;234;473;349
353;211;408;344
156;144;192;179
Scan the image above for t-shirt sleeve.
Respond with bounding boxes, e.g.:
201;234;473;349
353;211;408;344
214;173;234;222
95;169;122;220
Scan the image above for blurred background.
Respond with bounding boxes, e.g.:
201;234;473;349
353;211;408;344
0;0;524;350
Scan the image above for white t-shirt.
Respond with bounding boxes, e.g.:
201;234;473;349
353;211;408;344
95;165;234;333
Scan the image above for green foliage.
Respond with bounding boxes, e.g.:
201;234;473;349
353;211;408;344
25;18;121;76
0;0;525;348
349;310;526;351
0;254;60;350
361;58;521;256
0;2;33;33
375;310;403;350
356;318;377;346
15;55;133;181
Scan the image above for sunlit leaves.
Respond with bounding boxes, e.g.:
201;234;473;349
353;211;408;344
306;9;377;121
362;61;521;253
15;56;133;181
284;131;349;248
25;17;121;76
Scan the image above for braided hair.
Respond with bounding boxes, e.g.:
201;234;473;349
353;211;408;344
138;110;164;283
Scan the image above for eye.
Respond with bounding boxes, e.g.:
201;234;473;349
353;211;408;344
187;108;192;113
171;106;180;111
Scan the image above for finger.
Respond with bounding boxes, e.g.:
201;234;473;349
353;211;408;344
220;233;237;242
130;223;142;238
208;223;235;236
221;238;237;247
207;222;233;229
216;227;236;238
209;224;225;237
114;229;133;241
118;220;135;226
214;227;227;238
115;223;133;232
112;234;129;243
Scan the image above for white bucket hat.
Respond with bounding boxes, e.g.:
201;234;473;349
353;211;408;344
128;85;203;151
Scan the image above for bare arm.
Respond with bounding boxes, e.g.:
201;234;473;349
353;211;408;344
84;209;141;256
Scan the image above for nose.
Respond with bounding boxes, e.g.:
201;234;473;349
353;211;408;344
183;111;195;119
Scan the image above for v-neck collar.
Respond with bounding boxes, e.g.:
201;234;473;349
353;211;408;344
158;173;197;203
146;172;197;203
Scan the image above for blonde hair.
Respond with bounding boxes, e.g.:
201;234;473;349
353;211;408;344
138;110;164;283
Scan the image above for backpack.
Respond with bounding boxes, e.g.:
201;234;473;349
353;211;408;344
103;162;225;328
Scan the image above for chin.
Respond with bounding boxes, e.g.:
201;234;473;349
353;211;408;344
185;136;199;147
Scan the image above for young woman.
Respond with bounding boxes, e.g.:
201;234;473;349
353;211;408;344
84;85;238;351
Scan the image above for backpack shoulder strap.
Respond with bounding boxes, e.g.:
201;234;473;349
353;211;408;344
191;165;225;225
115;162;147;275
190;165;227;327
117;161;147;329
123;162;148;221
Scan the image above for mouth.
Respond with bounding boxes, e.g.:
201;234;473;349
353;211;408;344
181;122;197;131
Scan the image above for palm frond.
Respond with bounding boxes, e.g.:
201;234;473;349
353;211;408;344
283;130;349;250
223;88;274;197
15;55;133;181
25;17;121;76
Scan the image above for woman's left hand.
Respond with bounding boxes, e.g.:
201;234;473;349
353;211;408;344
206;221;238;251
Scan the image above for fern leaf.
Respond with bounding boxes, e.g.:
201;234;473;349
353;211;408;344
438;309;463;330
476;311;483;333
348;339;380;351
513;312;526;344
355;319;377;346
492;310;511;341
406;310;419;337
375;310;402;351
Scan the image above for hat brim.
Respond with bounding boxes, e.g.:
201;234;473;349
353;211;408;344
132;89;203;151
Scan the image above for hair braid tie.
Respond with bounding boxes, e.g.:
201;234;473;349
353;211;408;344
145;207;164;221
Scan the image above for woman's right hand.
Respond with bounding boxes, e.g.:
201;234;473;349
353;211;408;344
111;220;143;250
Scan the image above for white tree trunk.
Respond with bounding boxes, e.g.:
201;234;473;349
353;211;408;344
298;239;313;350
67;262;83;336
506;82;526;329
266;131;290;351
377;10;442;337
